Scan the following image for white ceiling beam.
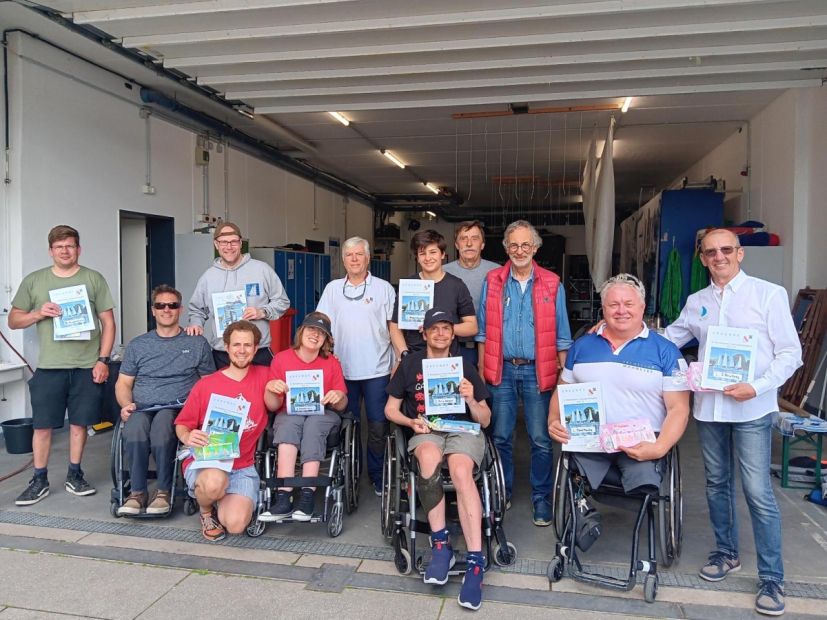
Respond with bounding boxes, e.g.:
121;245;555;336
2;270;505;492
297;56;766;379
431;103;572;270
199;39;827;86
163;14;827;67
72;0;359;24
255;78;822;113
226;60;827;99
119;0;773;48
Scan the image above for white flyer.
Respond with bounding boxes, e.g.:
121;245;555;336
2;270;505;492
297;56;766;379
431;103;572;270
55;331;91;341
700;325;759;391
286;369;324;415
422;356;465;415
557;382;606;452
188;393;250;472
398;279;434;329
49;284;95;337
211;289;247;336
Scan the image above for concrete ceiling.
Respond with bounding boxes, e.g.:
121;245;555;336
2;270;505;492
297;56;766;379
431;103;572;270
10;1;827;217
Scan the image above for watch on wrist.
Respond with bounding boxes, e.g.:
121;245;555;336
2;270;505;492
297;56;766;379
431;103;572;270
97;356;111;364
400;350;410;359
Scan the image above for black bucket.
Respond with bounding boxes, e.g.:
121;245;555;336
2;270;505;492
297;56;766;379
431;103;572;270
2;417;34;455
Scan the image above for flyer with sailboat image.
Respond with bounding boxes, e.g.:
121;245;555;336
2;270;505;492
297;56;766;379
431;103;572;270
398;279;434;329
192;393;250;462
49;284;95;337
557;382;606;452
211;289;247;336
700;325;759;391
422;356;465;415
286;369;324;415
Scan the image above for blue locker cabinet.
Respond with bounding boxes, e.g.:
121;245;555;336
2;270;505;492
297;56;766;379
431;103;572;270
370;259;391;283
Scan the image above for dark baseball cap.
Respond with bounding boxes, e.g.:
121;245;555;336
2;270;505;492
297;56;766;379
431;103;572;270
423;308;458;329
301;312;332;338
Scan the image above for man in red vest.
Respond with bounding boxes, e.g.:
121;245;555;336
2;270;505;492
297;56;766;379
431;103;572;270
476;220;572;526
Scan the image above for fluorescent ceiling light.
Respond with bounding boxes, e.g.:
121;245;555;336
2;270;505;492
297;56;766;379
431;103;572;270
621;96;633;113
328;111;350;126
425;211;437;218
233;104;255;119
425;182;440;194
381;149;406;169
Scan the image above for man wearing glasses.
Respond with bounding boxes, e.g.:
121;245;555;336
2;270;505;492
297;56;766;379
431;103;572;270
664;228;801;616
9;225;116;505
186;222;290;368
317;236;396;495
115;285;215;515
476;220;572;526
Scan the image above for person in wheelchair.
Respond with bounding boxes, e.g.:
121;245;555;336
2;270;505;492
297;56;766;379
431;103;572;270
385;308;491;611
115;285;214;516
548;273;690;527
264;312;348;521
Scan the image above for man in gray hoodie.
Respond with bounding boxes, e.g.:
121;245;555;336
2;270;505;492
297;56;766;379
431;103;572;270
185;222;290;368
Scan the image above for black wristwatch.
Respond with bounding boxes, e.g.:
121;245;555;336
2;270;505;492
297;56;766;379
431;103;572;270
97;356;111;364
400;350;410;359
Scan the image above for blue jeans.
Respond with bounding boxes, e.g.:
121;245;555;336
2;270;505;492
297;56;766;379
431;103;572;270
346;375;390;486
487;361;553;502
696;414;783;583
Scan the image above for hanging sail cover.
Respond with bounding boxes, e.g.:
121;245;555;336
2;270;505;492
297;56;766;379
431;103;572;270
582;118;616;289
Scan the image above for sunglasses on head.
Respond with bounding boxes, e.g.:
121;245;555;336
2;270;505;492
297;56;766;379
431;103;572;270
153;302;181;310
701;245;740;258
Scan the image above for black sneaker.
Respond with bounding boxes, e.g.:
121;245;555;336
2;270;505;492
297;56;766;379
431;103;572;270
65;470;96;496
292;488;315;521
15;475;50;506
270;490;293;520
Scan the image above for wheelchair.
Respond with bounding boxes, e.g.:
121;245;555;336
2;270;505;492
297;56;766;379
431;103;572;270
109;412;197;518
380;425;516;575
246;411;360;538
548;445;683;603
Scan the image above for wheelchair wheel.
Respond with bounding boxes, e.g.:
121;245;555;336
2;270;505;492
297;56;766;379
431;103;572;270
110;500;120;518
380;435;397;540
547;556;564;583
343;421;359;515
493;541;517;567
247;499;267;538
643;573;658;603
552;454;571;541
183;496;198;516
489;438;508;519
658;446;683;567
327;502;344;538
393;532;412;575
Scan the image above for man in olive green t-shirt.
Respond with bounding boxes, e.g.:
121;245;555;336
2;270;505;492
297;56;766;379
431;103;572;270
8;225;116;505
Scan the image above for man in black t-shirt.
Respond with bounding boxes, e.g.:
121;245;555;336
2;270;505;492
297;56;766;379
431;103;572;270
385;308;490;611
389;229;477;358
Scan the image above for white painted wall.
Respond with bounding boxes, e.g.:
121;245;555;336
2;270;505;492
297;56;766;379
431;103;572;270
0;33;374;422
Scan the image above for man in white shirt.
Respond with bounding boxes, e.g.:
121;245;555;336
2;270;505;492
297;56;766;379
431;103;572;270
316;236;396;495
665;228;802;617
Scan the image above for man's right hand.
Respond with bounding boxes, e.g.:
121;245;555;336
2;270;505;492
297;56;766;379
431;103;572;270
588;320;606;335
184;429;210;448
410;417;430;434
185;325;204;336
120;402;136;422
38;302;62;319
547;418;570;444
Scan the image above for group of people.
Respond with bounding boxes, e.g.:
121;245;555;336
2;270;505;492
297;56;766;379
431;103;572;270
7;219;801;615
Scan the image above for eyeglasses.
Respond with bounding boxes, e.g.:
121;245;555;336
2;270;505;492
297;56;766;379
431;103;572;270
216;239;241;247
701;245;740;258
51;244;77;251
506;242;534;254
343;279;367;301
153;302;181;310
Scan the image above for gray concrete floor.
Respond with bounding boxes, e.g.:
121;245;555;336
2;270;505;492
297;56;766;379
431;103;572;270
1;413;826;618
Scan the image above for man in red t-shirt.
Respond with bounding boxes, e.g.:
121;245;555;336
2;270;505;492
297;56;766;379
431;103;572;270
175;321;271;542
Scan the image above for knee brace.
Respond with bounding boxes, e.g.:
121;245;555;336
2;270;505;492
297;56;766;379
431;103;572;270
417;469;444;513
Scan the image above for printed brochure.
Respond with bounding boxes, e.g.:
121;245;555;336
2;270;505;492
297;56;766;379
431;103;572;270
286;369;324;415
49;284;95;337
598;419;656;453
422;356;465;415
398;279;434;329
192;393;250;464
557;382;606;452
700;325;759;391
211;290;247;336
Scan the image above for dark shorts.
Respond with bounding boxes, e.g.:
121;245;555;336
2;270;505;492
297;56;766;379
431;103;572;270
573;452;663;495
212;347;273;369
28;368;103;430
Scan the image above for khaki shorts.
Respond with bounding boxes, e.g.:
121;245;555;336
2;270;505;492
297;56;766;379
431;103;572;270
408;430;485;467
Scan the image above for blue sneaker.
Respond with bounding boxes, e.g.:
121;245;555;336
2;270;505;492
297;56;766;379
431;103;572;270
533;498;552;526
458;563;484;610
424;539;455;585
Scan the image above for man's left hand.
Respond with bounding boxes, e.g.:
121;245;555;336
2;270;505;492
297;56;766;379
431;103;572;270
92;361;109;384
723;383;757;402
620;441;665;462
242;307;263;321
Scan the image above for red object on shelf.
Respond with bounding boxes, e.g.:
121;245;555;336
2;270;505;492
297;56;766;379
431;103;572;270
270;308;297;354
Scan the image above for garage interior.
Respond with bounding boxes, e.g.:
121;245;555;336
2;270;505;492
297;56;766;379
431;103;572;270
0;0;826;614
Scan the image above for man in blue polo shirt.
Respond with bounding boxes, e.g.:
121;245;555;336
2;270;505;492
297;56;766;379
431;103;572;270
548;273;690;494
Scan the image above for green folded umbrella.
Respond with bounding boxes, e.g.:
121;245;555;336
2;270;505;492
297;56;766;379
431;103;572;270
690;252;709;294
660;247;682;324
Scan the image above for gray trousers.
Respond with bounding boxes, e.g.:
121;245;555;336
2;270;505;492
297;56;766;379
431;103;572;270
122;408;178;493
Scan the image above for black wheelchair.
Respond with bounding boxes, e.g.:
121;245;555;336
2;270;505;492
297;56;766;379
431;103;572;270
109;412;197;518
380;425;516;575
246;411;360;538
548;445;683;602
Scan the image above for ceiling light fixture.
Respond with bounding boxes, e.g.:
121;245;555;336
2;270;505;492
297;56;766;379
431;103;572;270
381;149;406;169
233;104;255;119
425;211;437;218
621;97;633;113
328;111;350;126
425;182;441;195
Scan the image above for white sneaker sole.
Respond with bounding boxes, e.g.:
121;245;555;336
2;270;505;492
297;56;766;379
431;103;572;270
423;556;456;585
699;563;741;582
291;510;313;522
65;484;96;497
15;488;49;506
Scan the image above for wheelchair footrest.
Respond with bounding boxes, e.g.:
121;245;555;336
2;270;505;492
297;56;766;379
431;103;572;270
264;475;331;489
258;511;323;524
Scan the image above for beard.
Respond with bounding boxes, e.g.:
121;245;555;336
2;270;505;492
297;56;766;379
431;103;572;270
230;358;252;370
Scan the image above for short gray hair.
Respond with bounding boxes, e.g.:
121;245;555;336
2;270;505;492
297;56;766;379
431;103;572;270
598;273;646;304
342;236;370;256
502;220;543;249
